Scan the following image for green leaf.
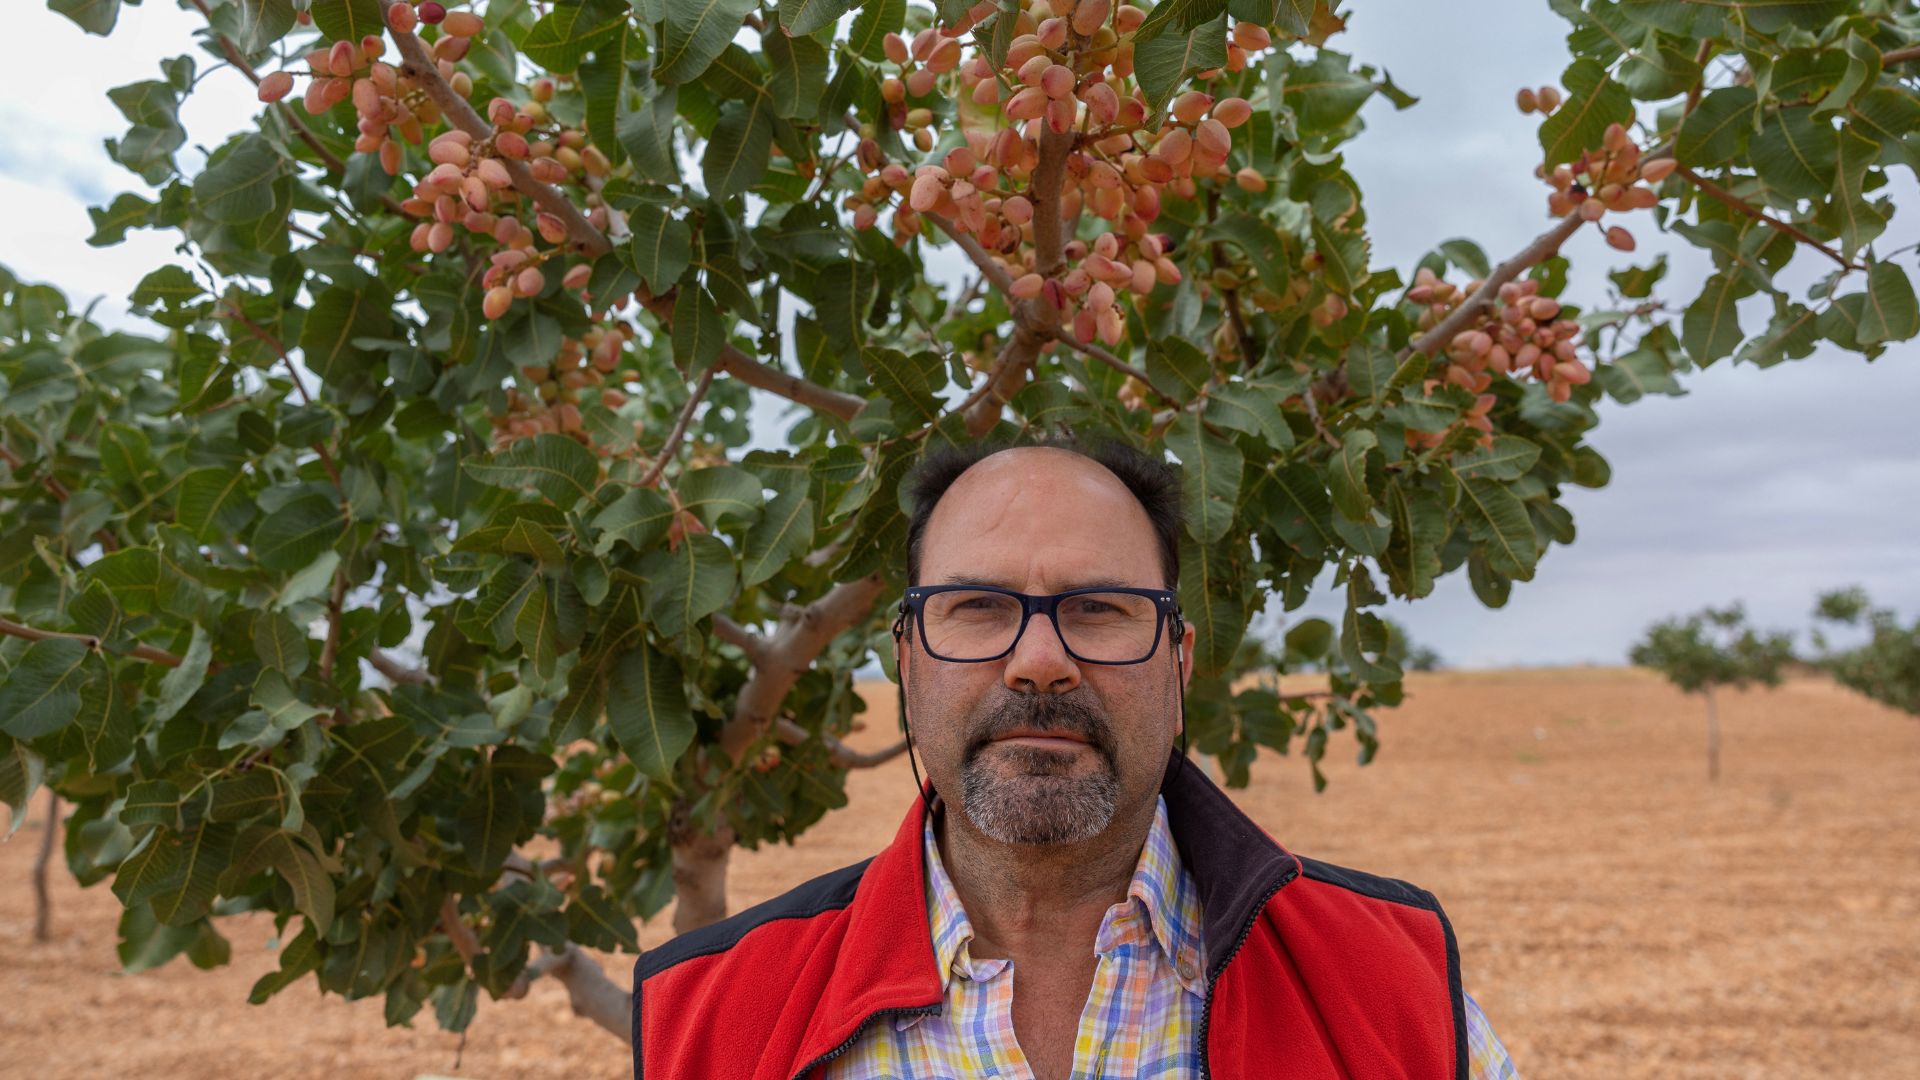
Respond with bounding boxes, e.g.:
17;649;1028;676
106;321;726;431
1340;605;1401;685
253;493;346;572
1751;107;1835;199
209;771;287;823
567;884;642;951
1615;27;1700;100
704;96;775;199
1343;343;1396;406
672;286;729;372
1436;238;1491;279
777;0;854;37
465;434;600;507
607;644;694;777
309;0;382;42
226;826;334;931
1259;464;1338;559
742;489;814;588
1;738;45;839
0;638;92;739
1676;85;1758;168
253;611;310;677
248;924;320;1004
1451;435;1541;480
618;88;682;185
1132;0;1228;44
1454;475;1538;580
1327;430;1378;524
1310;217;1368;294
458;761;523;875
1737;303;1819;368
1681;271;1753;366
640;533;737;638
1858;261;1919;347
299;284;392;387
628;204;694;294
50;0;123;35
591;487;675;554
149;823;236;927
521;0;630;72
1134;15;1227;113
233;0;297;51
1279;49;1376;134
656;0;759;84
122;778;184;829
1381;483;1445;599
153;624;213;723
515;579;564;678
1145;337;1212;403
850;0;906;60
193;136;282;223
1538;58;1633;167
1165;415;1242;545
1814;33;1879;117
176;466;256;542
1610;254;1669;299
1597;346;1684;401
679;466;767;524
1817;127;1888;261
764;29;827;122
1178;535;1246;677
578;30;631;165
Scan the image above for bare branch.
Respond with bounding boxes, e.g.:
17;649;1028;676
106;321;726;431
638;366;716;490
773;718;910;769
1045;331;1162;397
717;573;889;762
367;648;433;685
439;895;481;966
925;212;1018;296
32;790;58;943
0;618;186;668
1677;164;1860;270
711;615;767;663
634;292;869;423
317;563;349;684
1404;214;1585;361
516;947;634;1043
1886;44;1920;65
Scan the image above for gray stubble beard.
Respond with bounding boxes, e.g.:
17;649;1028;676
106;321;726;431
959;743;1120;845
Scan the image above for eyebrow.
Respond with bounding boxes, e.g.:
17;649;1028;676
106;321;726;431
936;574;1142;592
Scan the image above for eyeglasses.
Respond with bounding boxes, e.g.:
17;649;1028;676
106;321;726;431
894;585;1183;665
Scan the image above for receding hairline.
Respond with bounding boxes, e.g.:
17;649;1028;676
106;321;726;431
918;446;1162;576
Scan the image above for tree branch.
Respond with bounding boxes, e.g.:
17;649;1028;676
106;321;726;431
0;618;184;667
1676;164;1860;270
773;718;908;769
634;293;868;423
638;366;715;490
717;572;889;761
1882;44;1920;65
1045;330;1164;398
316;563;349;683
513;946;633;1044
368;648;433;685
439;895;481;966
0;443;120;552
1404;214;1585;360
218;305;344;488
32;790;58;943
710;615;767;663
925;212;1018;296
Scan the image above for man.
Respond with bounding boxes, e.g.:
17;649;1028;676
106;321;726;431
634;437;1521;1079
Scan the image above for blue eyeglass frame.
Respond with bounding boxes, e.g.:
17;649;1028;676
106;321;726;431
891;584;1184;665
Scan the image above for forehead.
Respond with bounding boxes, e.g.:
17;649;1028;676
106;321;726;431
919;448;1162;590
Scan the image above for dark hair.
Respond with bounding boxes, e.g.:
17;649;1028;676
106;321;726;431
902;433;1185;590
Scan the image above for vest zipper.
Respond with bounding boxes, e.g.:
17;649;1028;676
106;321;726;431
789;1004;943;1080
1195;874;1292;1080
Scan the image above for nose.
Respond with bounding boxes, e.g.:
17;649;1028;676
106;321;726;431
1003;610;1081;695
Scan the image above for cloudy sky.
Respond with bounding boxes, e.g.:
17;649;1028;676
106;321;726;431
4;1;1915;668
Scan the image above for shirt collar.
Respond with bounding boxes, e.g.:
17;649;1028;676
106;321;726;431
921;794;1207;997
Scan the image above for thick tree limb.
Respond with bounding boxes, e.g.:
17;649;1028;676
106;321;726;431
710;615;767;663
962;126;1075;435
717;572;889;762
925;212;1018;296
515;947;633;1043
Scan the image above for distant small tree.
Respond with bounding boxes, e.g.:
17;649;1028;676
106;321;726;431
1629;604;1794;782
1810;588;1920;718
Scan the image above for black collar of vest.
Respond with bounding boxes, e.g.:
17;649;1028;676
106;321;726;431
1157;748;1303;976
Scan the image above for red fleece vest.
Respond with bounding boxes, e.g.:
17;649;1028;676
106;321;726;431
634;753;1467;1079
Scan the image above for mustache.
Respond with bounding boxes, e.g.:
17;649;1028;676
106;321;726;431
964;690;1116;758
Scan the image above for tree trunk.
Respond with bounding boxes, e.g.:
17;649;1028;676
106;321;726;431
670;824;735;935
1704;685;1721;783
32;790;59;943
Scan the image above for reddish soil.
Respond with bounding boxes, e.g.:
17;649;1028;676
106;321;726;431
3;667;1916;1079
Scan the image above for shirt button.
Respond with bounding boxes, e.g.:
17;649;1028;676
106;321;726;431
1178;955;1200;982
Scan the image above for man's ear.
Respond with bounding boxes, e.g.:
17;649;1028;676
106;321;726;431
1178;618;1195;693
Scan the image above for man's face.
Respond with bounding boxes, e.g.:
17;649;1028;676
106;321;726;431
899;448;1195;846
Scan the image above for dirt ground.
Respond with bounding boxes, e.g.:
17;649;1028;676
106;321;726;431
3;666;1916;1079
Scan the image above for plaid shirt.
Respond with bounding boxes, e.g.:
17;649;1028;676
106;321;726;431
824;795;1521;1079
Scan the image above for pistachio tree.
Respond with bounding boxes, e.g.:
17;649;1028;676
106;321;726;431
1811;587;1920;717
4;0;1917;1046
1629;603;1796;781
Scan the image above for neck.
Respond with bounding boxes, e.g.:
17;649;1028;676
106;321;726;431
934;794;1157;961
